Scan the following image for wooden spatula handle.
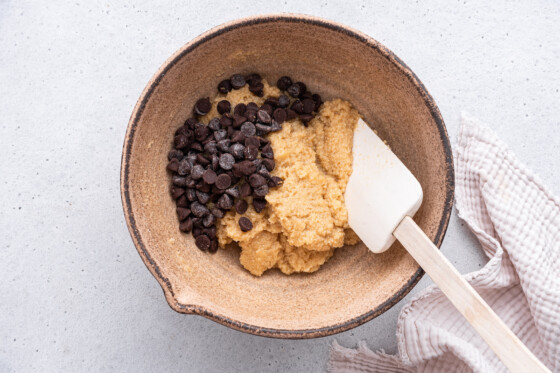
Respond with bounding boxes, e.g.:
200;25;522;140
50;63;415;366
393;216;550;373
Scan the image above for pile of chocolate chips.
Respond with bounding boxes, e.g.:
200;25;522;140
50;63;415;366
167;73;323;252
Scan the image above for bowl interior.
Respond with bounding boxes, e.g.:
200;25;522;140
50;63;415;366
122;15;453;337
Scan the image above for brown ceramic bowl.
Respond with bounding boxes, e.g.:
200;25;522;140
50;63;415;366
121;14;453;338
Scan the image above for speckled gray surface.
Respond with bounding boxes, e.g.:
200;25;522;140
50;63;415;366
1;1;559;372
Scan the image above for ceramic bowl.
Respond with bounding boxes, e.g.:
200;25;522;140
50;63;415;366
121;14;454;338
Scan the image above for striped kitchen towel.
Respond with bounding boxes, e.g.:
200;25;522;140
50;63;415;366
328;115;559;372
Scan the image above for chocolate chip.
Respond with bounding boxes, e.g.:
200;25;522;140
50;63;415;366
219;116;233;128
202;213;215;228
195;234;211;250
287;83;301;98
300;91;312;100
196;153;210;166
245;109;257;122
295;82;307;97
238;217;253;232
264;97;279;108
215;140;228;153
217;100;231;114
248;173;266;187
211;154;219;170
191;164;204;180
253;184;269;197
247;102;259;111
255;123;271;135
218;79;232;94
252;158;263;169
269;120;282;132
194;125;210;141
260;104;273;116
230;74;246;89
172;175;187;187
168;149;183;160
231;131;246;144
268;176;283;188
202;135;214;145
262;158;275;171
278;94;290;108
179;218;193;232
257;165;271;179
211;207;225;218
215;173;232;190
217;193;233;210
170;186;185;199
167;158;180;172
186;153;197;164
236;184;251;200
203;141;216;155
186;188;197;202
196;181;211;193
225;185;240;199
261;144;274;159
176;195;188;207
203;226;217;240
248;82;264;96
233;113;246;128
299;114;314;124
244;136;260;148
208;118;221;131
240;122;256;136
190;142;203;152
312;94;322;111
202;169;217;185
194;98;211;116
191;201;209;217
229;143;245;160
257;109;271;124
272;108;287;124
246;73;262;85
253;198;267;213
212;129;225;142
218;153;235;170
192;226;202;237
237;160;257;175
208;239;219;253
244;145;258;160
175;125;189;138
286;109;297;121
174;134;189;149
184;117;198;129
291;100;304;114
177;207;191;221
185;176;196;188
235;199;248;214
233;103;247;116
277;76;293;91
231;163;244;178
302;98;315;114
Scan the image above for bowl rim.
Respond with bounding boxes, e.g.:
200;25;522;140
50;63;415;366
120;13;455;339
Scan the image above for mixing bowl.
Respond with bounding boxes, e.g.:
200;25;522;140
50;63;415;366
120;14;454;338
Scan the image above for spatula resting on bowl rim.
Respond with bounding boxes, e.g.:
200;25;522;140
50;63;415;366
345;118;550;373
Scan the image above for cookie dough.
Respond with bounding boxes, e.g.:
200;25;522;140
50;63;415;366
205;81;360;276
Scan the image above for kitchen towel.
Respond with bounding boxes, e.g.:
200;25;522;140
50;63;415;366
328;115;559;372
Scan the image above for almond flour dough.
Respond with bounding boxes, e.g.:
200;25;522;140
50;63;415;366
203;81;360;276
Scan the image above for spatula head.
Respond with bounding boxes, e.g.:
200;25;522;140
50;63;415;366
345;119;423;253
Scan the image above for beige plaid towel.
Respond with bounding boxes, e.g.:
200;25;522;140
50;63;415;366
328;116;559;372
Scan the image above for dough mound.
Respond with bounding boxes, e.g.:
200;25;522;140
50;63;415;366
209;82;360;276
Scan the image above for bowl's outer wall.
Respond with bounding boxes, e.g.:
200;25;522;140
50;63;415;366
121;14;454;338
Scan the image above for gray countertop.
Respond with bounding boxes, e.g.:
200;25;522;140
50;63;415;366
1;1;559;372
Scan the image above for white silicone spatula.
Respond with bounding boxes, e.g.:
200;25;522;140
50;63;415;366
345;119;550;373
